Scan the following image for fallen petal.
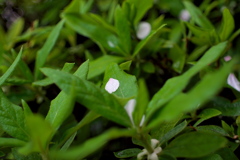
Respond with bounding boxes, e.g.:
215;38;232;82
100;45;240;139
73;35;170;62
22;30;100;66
179;9;191;21
227;73;240;91
124;99;136;125
105;78;120;93
137;22;151;40
224;56;232;62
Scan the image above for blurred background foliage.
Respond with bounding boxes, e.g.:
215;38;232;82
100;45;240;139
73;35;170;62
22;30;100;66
0;0;239;108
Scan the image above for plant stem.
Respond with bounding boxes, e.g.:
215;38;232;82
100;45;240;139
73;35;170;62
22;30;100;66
138;129;154;154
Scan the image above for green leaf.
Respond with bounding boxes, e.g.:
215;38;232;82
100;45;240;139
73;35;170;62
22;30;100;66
114;148;142;158
229;28;240;42
6;18;24;49
88;55;124;79
41;68;131;127
185;22;215;45
196;125;229;137
148;60;234;128
126;0;154;24
0;138;26;147
183;1;214;30
0;90;28;141
15;52;34;82
88;13;117;34
60;132;77;151
159;120;187;145
133;79;149;126
159;154;177;160
12;148;42;160
209;96;240;116
34;20;65;80
151;119;180;141
168;44;186;73
64;0;80;14
33;62;75;86
0;151;5;158
45;85;75;131
194;108;222;127
216;148;238;160
114;5;131;54
62;13;125;54
187;154;223;160
237;116;240;137
103;63;138;99
58;111;100;148
45;60;89;131
187;45;209;62
133;24;166;56
19;114;54;155
0;48;23;86
146;42;228;122
74;60;89;79
21;100;33;117
50;128;134;160
142;61;155;73
219;8;235;41
119;61;132;71
164;132;228;158
221;120;234;136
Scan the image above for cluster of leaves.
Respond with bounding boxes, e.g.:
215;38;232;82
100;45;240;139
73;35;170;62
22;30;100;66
0;0;240;159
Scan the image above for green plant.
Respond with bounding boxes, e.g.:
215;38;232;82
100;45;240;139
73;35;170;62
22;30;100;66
0;0;240;160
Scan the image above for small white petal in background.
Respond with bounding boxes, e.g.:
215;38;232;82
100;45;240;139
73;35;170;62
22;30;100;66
105;78;120;93
137;22;151;40
224;56;240;92
224;55;232;62
124;99;136;125
139;115;145;127
227;73;240;92
179;9;191;21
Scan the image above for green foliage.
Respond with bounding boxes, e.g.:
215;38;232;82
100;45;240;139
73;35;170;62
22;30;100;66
0;0;240;159
34;20;65;80
0;90;28;141
41;68;132;127
163;132;228;158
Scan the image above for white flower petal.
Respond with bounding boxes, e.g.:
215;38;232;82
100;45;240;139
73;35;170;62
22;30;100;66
137;149;148;160
151;139;159;149
105;78;120;93
227;73;240;91
154;147;162;154
124;99;136;125
137;22;151;40
179;9;191;21
224;55;232;62
147;153;158;160
139;115;145;127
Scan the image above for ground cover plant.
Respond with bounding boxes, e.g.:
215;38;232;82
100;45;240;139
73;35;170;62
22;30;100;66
0;0;240;159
